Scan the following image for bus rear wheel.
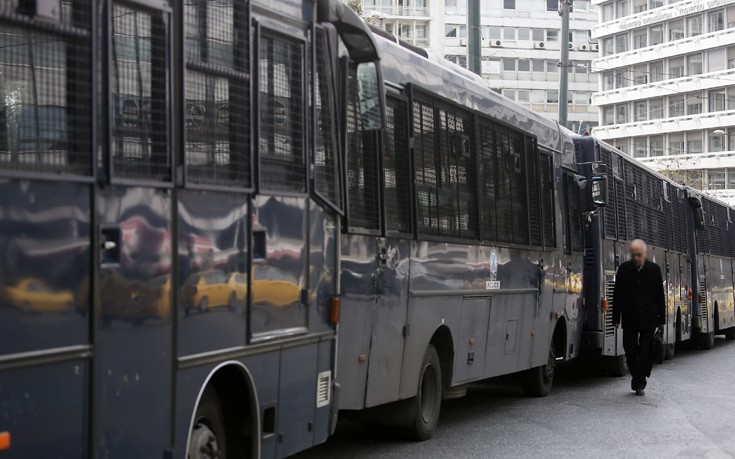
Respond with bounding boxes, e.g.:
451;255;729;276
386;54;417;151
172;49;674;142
189;387;227;459
700;331;715;350
523;344;556;397
402;345;442;441
664;343;675;360
725;328;735;341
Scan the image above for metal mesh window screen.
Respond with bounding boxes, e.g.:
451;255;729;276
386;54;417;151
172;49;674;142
412;93;478;240
110;3;170;181
184;0;250;188
599;149;617;239
496;126;529;244
539;152;555;248
0;1;92;175
478;120;497;242
526;137;542;247
258;32;306;193
565;172;584;253
384;97;412;233
704;199;730;257
345;68;380;230
313;29;341;210
614;177;627;241
670;185;686;252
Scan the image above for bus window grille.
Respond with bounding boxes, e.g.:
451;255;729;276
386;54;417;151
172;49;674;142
526;137;542;247
478;120;497;242
615;178;626;241
110;3;171;181
413;93;478;240
313;28;341;210
565;173;584;253
345;69;379;230
605;277;615;337
258;31;305;193
383;97;411;233
700;278;708;321
184;0;251;188
0;1;93;176
539;152;555;248
599;149;617;239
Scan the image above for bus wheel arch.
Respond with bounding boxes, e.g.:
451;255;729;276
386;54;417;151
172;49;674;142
186;361;260;459
430;325;454;391
523;318;565;397
552;316;567;360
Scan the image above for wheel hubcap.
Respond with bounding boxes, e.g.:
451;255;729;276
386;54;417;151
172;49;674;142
420;364;437;423
189;422;221;459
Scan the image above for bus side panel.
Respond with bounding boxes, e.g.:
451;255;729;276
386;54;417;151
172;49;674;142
0;361;88;458
96;186;172;459
364;237;409;408
308;201;338;335
177;190;249;356
0;180;91;458
710;256;733;333
336;234;377;410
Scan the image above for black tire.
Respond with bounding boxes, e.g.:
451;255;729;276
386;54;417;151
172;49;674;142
700;331;715;350
401;345;442;441
664;343;675;360
523;344;556;397
725;328;735;341
189;387;227;459
199;297;208;314
607;354;628;377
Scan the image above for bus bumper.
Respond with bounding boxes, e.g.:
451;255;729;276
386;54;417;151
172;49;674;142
581;330;604;352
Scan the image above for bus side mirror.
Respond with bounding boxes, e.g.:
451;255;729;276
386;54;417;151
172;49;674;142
356;61;382;131
590;175;608;208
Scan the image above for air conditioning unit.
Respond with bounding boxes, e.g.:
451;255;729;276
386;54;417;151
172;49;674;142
490;40;503;47
568;43;574;50
460;38;468;46
534;41;546;49
578;44;588;51
592;43;600;51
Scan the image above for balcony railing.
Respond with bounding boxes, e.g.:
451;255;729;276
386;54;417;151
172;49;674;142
367;5;430;17
593;108;735;140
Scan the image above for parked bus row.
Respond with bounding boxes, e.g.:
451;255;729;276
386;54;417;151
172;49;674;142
0;1;733;458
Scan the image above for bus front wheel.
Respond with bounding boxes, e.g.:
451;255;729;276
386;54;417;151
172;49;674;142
523;344;556;397
189;387;227;459
402;345;442;441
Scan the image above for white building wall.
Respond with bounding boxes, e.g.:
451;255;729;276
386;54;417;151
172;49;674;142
362;0;600;131
591;0;735;205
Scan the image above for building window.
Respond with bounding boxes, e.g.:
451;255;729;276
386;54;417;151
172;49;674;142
709;10;725;32
603;106;614;125
616;104;628;124
708;48;726;73
602;37;614;56
615;0;628;18
546;60;558;73
634;138;647;158
686;94;702;115
517;90;530;102
633;0;647;13
708;171;726;190
503;28;516;40
573;92;588;105
729;171;735;189
633;31;647;49
546;90;559;103
669;57;685;78
650;136;664;156
615;34;628;53
633;65;648;84
517;28;530;40
547;29;559;41
709;91;726;112
603;3;614;21
518;59;530;71
532;59;545;72
503;58;516;71
670;19;684;41
481;57;501;74
634;101;647;121
616;139;629;155
687;133;703;154
650;25;663;45
687;15;703;37
709;133;725;152
504;0;516;8
649;98;664;119
686;53;703;75
615;70;628;88
445;24;467;37
547;0;557;12
649;61;664;82
669;96;685;117
532;28;545;41
503;89;516;100
650;0;663;8
670;133;685;155
603;72;615;90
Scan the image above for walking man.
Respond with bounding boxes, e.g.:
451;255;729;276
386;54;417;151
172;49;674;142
612;239;666;396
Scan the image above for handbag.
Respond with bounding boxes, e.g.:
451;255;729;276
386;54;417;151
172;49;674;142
652;327;665;365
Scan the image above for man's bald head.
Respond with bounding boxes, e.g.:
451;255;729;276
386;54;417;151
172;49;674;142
629;239;648;267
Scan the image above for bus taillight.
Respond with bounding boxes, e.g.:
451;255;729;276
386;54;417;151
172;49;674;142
687;288;693;300
601;299;608;312
330;296;340;325
0;431;10;451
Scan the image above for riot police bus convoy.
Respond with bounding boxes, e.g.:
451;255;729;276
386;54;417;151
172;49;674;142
0;1;733;458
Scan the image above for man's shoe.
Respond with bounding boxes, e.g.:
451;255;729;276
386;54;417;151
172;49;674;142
635;389;645;396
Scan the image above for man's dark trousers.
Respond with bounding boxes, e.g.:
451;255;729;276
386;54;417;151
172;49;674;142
623;327;655;390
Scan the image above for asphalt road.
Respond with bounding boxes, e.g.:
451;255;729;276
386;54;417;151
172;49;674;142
295;337;735;459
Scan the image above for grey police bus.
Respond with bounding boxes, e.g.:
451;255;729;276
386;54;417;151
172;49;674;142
333;31;606;439
0;0;378;457
575;134;735;374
